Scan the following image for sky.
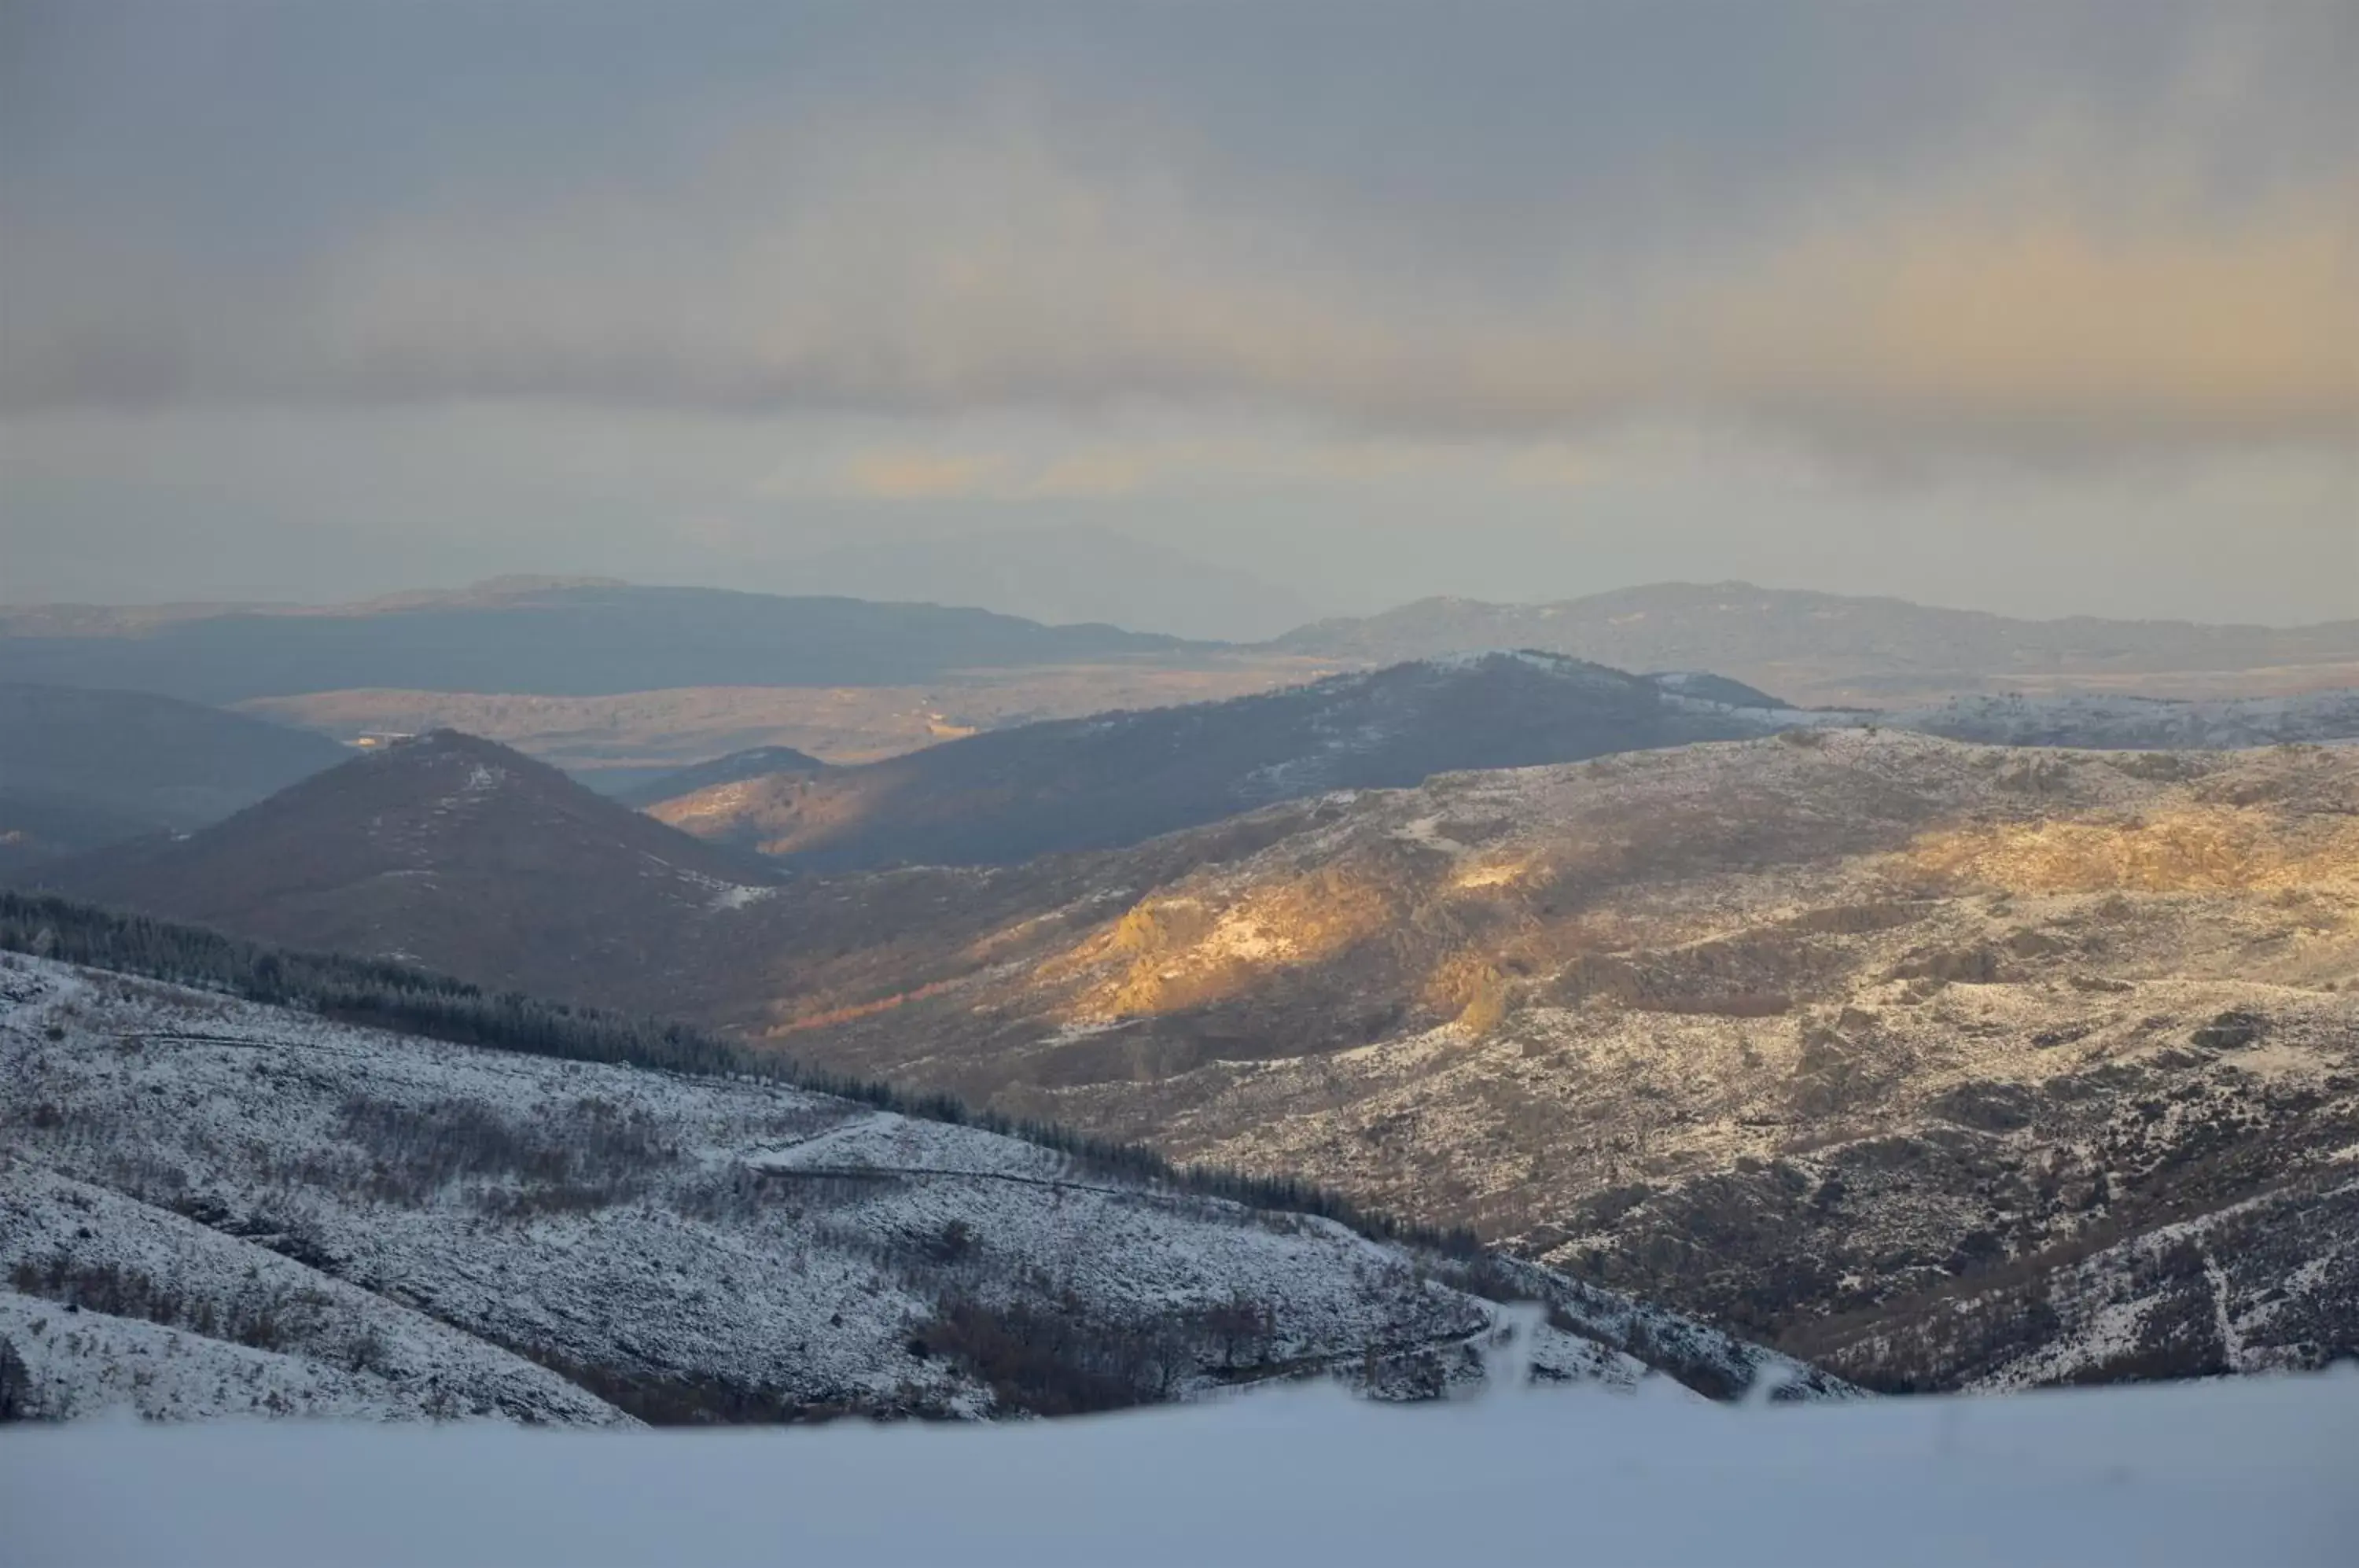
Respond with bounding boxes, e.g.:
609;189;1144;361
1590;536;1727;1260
2;1;2353;631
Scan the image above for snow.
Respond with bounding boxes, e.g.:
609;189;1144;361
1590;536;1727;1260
2;954;1820;1423
1643;683;2359;751
1892;690;2359;750
0;1174;631;1427
3;1370;2354;1567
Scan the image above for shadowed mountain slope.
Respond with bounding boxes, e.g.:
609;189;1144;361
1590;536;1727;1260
0;683;351;871
33;731;782;991
637;653;1772;870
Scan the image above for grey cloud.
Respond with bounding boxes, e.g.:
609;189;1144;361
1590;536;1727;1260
3;2;2353;458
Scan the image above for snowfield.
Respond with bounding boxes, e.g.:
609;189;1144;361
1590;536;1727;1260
0;953;1834;1424
3;1369;2354;1567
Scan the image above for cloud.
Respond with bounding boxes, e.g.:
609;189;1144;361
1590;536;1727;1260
4;6;2351;464
1690;180;2359;454
800;429;1607;505
837;450;1016;501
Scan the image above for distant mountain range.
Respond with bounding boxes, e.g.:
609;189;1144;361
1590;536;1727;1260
633;654;1775;870
16;650;2358;897
0;683;348;871
15;576;2355;720
1275;583;2359;705
786;525;1316;642
0;580;1195;703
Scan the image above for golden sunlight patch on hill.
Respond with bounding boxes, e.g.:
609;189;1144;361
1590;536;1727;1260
1422;950;1518;1033
649;771;877;856
1898;805;2359;896
1451;856;1543;893
1059;870;1396;1021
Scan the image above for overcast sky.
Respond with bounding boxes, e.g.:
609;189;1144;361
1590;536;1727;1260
2;1;2353;626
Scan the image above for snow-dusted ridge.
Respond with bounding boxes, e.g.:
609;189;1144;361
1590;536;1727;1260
1640;672;2359;750
0;953;1839;1424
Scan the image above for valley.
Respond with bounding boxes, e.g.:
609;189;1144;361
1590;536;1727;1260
30;709;2355;1393
234;652;1338;779
9;579;2357;1408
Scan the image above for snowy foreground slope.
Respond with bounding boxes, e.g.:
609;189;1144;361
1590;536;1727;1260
5;1371;2355;1568
0;954;1835;1423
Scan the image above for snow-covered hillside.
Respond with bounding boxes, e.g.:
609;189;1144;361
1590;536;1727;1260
1650;673;2359;750
6;1370;2353;1566
0;953;1837;1424
1890;689;2359;749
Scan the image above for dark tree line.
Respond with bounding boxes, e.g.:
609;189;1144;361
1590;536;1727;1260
1;893;1479;1256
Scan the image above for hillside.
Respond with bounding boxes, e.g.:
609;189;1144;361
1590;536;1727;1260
31;731;782;988
637;654;1771;870
28;722;2355;1391
1272;583;2359;705
0;943;1837;1423
0;580;1198;703
1891;689;2359;750
720;733;2359;1388
0;684;350;871
615;745;826;808
627;672;2359;874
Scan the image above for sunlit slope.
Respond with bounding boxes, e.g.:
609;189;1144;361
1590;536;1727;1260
759;732;2359;1386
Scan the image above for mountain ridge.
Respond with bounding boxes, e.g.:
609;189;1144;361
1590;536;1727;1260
0;582;1199;703
1274;582;2359;705
637;653;1772;870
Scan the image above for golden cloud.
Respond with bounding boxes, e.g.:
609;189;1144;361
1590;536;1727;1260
17;109;2353;462
1690;181;2359;445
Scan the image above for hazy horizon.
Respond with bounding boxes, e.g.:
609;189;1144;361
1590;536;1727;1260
6;2;2354;624
7;547;2359;638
